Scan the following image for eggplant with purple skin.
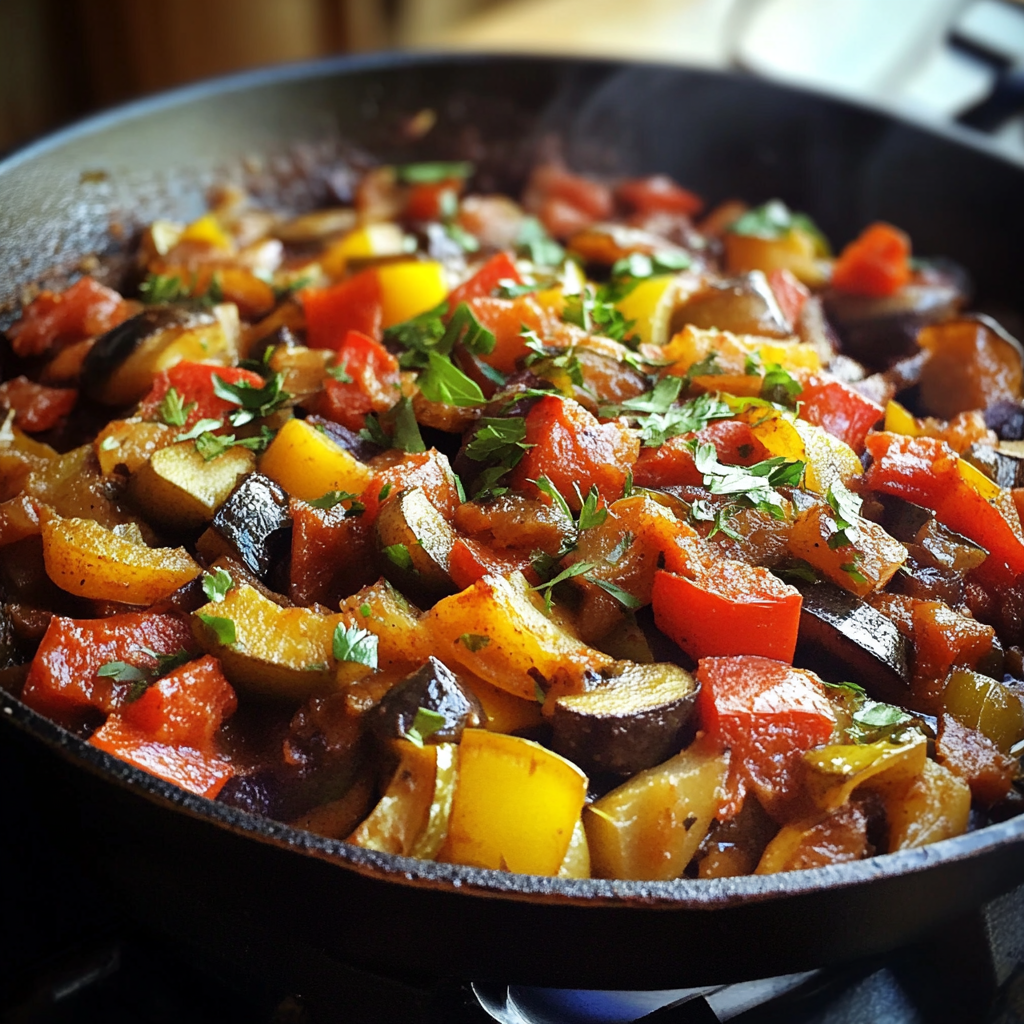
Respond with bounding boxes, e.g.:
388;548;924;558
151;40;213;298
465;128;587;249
197;471;291;580
822;261;968;371
368;656;484;745
551;660;699;776
375;487;457;604
670;271;791;339
796;581;911;706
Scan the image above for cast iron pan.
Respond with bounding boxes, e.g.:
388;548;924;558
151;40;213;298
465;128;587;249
2;53;1024;990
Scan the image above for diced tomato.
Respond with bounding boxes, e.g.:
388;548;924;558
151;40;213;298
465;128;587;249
798;376;883;453
632;419;767;488
405;179;462;222
615;175;703;217
0;377;76;432
652;560;802;663
831;222;911;297
696;655;836;818
118;655;236;752
302;269;384;349
529;165;614;221
305;329;400;433
449;536;535;590
90;719;234;798
508;396;640;509
911;601;995;703
21;612;196;725
138;362;266;431
289;497;377;606
464;295;549;374
767;268;810;325
447;252;521;309
8;277;131;358
865;432;1024;585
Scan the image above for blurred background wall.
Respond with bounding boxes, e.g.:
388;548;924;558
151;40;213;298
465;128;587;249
1;0;1023;157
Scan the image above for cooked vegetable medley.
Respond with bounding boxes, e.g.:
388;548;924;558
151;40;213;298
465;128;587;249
3;159;1024;880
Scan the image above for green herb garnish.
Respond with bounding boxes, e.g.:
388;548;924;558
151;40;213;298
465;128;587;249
202;568;234;603
332;624;378;668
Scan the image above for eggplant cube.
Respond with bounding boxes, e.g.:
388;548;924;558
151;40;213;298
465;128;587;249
207;472;291;578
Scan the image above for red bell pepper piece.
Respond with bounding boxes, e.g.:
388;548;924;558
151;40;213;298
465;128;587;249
508;395;640;510
302;269;384;348
831;222;911;297
7;276;130;358
632;419;767;488
289;497;377;606
448;536;535;590
696;655;836;817
0;376;76;432
864;432;1024;584
138;362;266;431
361;448;462;525
447;252;521;309
405;179;463;222
307;329;401;433
767;268;810;325
652;560;802;663
797;376;883;453
463;295;549;373
615;175;703;217
21;612;196;725
89;655;236;798
529;165;614;221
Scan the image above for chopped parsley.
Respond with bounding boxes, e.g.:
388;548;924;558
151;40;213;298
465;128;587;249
332;624;379;668
464;416;532;498
307;490;365;515
692;442;803;518
417;350;485;406
729;200;829;255
760;363;802;406
197;613;236;646
326;361;353;383
157;387;195;428
359;397;426;453
515;216;565;267
383;543;414;571
609;250;691;285
211;372;290;427
563;284;637;345
396;160;474;184
458;633;491;652
405;706;449;747
202;567;234;603
603;380;733;448
825;479;864;550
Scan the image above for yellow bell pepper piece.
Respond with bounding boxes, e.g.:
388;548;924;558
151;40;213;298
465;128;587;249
321;222;408;278
615;275;678;348
792;419;863;494
958;457;1003;502
179;213;234;251
883;399;919;437
802;734;927;812
377;260;448;328
41;515;201;604
445;729;587;875
259;417;373;501
661;326;820;378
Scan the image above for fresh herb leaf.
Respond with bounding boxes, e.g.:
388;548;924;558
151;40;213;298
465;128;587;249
690;498;743;541
516;216;565;267
100;436;120;451
852;702;912;729
606;532;634;565
194;431;236;461
458;633;491;652
134;646;191;678
773;560;820;585
495;279;540;299
563;284;637;345
197;613;236;646
383;543;414;571
587;576;642;609
404;706;448;747
417;350;485;406
841;556;869;585
610;250;691;282
533;475;574;523
396;161;474;184
392;396;426;453
444;222;480;252
531;560;597;613
332;624;379;668
326;361;353;383
307;490;365;515
692;442;803;516
378;482;393;501
681;351;722;389
444;302;496;357
825;479;864;550
577;486;607;531
605;382;733;449
359;602;372;617
211;372;289;427
623;468;634;499
139;273;189;304
730;200;828;254
760;363;802;406
465;417;530;465
384;301;449;358
176;417;224;442
453;472;467;504
157;387;195;428
202;568;234;603
360;414;392;448
97;660;148;683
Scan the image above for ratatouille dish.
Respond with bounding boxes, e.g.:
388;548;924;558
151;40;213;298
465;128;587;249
2;158;1022;880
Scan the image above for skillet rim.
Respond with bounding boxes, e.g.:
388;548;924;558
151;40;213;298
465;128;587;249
2;49;1024;913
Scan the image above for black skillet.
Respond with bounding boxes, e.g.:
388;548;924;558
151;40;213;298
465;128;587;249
2;52;1024;991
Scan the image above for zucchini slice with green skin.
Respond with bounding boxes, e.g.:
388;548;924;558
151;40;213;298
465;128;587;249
376;487;456;603
551;660;699;776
